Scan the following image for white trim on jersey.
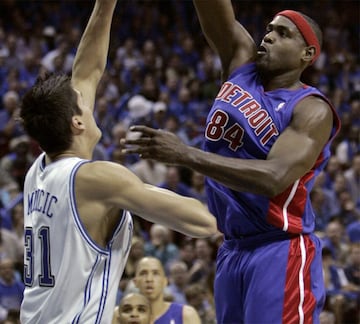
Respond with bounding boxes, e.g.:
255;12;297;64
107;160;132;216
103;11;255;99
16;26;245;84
282;179;300;231
297;234;306;324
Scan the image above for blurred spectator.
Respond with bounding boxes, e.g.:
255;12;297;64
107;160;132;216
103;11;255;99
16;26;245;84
188;171;207;206
333;189;360;227
323;156;343;191
151;101;167;129
184;283;216;324
346;220;360;243
164;115;190;145
94;96;117;147
144;224;179;271
0;91;23;157
344;153;360;207
311;187;336;232
322;218;350;267
0;182;23;230
322;247;359;324
0;258;24;322
130;159;167;186
336;125;360;168
188;238;216;287
0;135;34;190
159;166;193;197
177;239;196;270
0;224;23;267
41;36;74;74
319;310;335;324
164;260;189;305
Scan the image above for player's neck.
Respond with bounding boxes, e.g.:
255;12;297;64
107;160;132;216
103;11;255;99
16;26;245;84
45;152;78;164
261;69;304;91
151;300;171;322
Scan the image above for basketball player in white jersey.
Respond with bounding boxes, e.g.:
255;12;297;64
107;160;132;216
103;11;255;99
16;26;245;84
19;1;217;323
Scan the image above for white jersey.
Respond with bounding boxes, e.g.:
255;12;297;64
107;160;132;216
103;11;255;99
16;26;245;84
20;153;133;324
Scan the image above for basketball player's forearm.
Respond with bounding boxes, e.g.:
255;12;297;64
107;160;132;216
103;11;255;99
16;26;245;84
140;185;217;237
72;0;117;84
180;146;291;197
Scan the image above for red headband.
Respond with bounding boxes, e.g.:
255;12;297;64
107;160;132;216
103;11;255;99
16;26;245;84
276;10;320;64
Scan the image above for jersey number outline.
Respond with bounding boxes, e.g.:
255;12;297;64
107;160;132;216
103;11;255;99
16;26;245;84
24;226;55;287
205;109;244;151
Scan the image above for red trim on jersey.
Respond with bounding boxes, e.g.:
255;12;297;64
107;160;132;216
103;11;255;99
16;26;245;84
282;235;317;323
267;181;306;233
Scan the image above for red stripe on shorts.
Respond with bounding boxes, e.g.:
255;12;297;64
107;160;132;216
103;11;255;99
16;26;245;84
282;235;316;324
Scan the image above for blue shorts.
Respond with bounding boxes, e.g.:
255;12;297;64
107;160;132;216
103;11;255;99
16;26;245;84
214;232;325;324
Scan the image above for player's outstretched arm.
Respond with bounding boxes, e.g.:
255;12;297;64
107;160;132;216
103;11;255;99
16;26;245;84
76;161;218;238
122;97;333;197
71;0;118;112
193;0;256;77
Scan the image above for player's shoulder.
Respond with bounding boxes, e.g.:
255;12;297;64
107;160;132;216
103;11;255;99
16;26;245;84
295;95;333;120
75;160;135;190
182;304;201;323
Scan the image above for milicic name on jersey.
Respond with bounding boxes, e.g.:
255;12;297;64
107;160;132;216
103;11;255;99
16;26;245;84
27;189;58;217
216;81;279;145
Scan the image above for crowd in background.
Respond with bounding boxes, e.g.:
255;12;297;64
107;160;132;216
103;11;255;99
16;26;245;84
0;1;358;323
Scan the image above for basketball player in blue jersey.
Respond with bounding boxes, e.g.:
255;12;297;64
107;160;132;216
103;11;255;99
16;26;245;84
134;257;201;324
18;1;217;323
122;1;341;323
112;292;151;324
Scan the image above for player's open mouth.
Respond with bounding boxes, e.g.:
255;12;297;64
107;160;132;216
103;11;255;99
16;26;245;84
257;45;267;55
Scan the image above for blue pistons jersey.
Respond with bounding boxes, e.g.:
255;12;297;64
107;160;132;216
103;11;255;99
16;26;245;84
203;63;340;239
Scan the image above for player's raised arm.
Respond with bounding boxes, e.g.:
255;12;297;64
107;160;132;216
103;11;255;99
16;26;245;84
71;0;118;111
193;0;257;77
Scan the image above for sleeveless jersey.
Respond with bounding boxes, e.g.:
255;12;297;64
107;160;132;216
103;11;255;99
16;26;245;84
20;153;133;324
154;303;183;324
203;63;340;239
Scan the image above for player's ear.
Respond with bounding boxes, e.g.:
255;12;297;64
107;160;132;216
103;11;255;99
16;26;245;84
71;115;85;133
302;45;315;63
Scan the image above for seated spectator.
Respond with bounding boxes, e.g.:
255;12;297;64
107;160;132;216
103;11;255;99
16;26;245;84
319;310;335;324
144;224;179;272
0;226;23;267
0;182;22;230
0;258;24;322
184;283;216;324
346;221;360;243
158;166;193;198
177;239;196;270
164;260;189;305
333;190;360;228
344;153;360;207
134;256;201;324
0;135;35;190
188;171;207;206
130;159;167;186
322;218;351;267
322;247;358;324
344;242;360;322
188;238;216;287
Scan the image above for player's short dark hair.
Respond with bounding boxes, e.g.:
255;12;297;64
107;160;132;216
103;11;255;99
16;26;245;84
300;12;323;49
20;74;82;154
